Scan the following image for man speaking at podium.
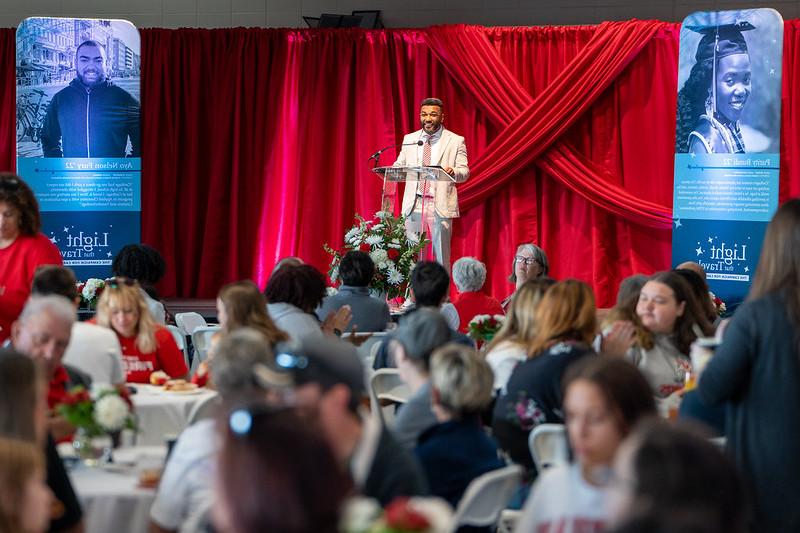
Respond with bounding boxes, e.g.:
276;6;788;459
393;98;469;273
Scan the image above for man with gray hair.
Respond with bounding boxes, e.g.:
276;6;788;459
151;328;276;533
10;296;90;414
451;256;504;334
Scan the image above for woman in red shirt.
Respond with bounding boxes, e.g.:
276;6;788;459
0;174;62;342
94;278;187;383
451;256;503;334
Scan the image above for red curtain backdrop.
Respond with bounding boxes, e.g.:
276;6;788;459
2;22;799;306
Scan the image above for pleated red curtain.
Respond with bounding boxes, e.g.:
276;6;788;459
1;22;799;306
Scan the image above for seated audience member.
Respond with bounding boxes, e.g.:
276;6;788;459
0;437;52;533
214;406;352;533
271;256;303;276
93;278;187;383
415;344;503;507
606;421;748;533
484;278;555;395
0;350;83;532
9;296;90;412
317;251;390;332
265;264;351;341
373;262;472;370
212;280;289;351
501;243;549;310
150;328;279;533
516;357;657;532
492;280;596;473
390;309;454;450
601;271;713;399
112;243;169;324
31;265;124;385
258;335;428;505
451;256;503;334
404;261;461;330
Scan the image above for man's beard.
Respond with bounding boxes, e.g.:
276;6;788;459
77;70;105;87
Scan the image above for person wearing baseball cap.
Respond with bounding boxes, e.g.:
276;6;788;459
258;335;428;505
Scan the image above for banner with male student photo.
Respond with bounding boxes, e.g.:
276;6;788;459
16;17;141;280
672;8;783;309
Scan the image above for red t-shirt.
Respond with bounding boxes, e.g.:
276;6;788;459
453;291;505;334
0;233;62;342
116;325;188;383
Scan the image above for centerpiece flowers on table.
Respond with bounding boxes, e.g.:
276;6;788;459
57;386;137;461
467;314;505;347
76;278;106;309
341;496;452;533
324;211;429;301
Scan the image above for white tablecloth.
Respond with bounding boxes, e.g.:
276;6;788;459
131;385;218;446
66;446;166;533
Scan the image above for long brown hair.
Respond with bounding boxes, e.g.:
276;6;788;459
0;351;44;443
0;437;45;533
218;281;288;345
749;199;800;352
0;174;41;235
486;278;554;353
528;279;597;357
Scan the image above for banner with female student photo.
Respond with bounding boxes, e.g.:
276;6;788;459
15;17;141;280
672;8;783;309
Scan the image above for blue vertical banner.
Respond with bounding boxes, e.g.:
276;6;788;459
673;9;783;308
16;17;141;281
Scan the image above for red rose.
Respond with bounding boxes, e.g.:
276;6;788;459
384;498;430;530
387;248;399;260
359;243;370;252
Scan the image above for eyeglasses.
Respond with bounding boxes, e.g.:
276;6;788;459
514;256;540;266
104;277;138;289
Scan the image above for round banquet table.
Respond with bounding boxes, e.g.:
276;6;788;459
130;384;218;446
63;445;166;533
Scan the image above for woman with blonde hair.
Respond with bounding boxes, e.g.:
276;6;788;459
94;278;187;383
492;280;597;474
484;278;555;394
0;437;52;533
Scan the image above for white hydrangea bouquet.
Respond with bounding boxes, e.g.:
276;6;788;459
76;278;106;308
324;211;429;300
57;386;137;438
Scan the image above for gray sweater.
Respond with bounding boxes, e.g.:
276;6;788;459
698;292;800;532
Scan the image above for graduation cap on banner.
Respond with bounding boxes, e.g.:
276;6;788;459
687;21;756;63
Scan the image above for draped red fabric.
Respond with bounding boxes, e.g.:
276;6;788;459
1;22;799;307
424;23;673;229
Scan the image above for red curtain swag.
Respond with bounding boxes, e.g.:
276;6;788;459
1;23;799;306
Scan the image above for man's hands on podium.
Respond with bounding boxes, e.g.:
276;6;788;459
443;166;455;176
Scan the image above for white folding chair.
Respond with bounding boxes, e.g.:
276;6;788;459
528;423;569;472
187;394;221;425
449;465;523;532
166;325;190;368
190;326;221;374
369;368;411;425
175;312;208;336
341;331;389;363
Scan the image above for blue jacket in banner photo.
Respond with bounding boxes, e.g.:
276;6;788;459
40;79;140;158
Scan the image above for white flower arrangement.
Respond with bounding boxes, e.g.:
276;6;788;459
324;212;429;300
77;278;106;307
94;394;131;432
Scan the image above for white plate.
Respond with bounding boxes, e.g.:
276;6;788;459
161;387;203;395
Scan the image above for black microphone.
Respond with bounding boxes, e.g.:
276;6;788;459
369;140;424;162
